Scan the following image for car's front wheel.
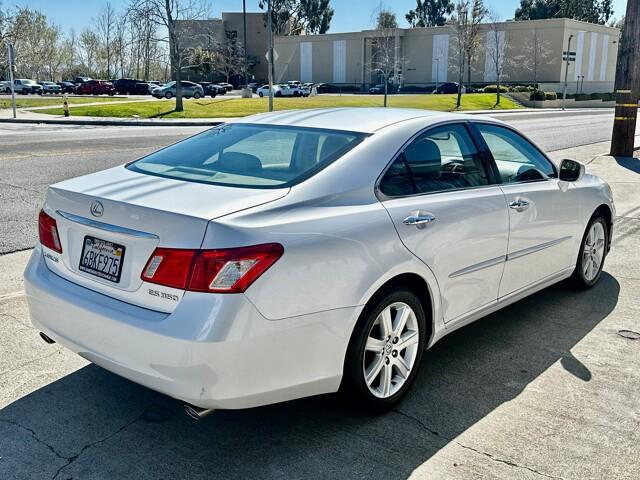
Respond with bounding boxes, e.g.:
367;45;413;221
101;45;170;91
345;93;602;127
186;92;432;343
571;214;608;288
164;91;173;99
342;287;426;411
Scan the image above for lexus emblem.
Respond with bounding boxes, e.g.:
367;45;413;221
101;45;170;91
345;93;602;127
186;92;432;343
90;200;104;217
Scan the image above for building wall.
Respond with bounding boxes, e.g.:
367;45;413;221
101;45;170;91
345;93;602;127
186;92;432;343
273;18;619;93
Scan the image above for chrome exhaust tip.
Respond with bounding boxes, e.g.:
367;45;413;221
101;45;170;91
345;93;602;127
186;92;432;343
39;332;55;344
184;404;215;420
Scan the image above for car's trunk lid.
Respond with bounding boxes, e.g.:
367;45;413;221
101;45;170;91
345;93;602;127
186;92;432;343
42;166;289;312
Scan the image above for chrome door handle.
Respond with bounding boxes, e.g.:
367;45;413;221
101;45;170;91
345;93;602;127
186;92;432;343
508;199;530;211
403;212;436;227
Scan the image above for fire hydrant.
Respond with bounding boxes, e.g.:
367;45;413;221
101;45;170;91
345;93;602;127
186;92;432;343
63;94;69;117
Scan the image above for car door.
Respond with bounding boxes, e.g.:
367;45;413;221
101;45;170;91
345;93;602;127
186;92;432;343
473;122;581;297
380;122;509;323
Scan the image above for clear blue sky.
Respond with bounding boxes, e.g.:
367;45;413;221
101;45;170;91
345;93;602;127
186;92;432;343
3;0;629;34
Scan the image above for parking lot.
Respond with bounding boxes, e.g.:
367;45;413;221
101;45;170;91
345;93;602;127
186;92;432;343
0;117;639;479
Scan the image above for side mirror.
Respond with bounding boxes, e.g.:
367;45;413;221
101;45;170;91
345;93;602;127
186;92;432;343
559;158;585;182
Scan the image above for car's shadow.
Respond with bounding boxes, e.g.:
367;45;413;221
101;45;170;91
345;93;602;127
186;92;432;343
0;273;619;479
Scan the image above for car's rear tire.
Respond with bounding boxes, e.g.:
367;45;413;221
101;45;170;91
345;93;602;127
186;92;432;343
193;91;202;99
258;91;264;97
570;214;608;289
341;286;426;412
164;92;173;99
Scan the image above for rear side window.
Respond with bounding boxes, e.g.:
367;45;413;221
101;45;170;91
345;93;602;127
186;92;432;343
476;123;556;183
379;123;489;197
128;124;366;188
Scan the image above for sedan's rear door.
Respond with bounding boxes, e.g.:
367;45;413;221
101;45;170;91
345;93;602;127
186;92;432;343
472;122;581;297
379;122;509;323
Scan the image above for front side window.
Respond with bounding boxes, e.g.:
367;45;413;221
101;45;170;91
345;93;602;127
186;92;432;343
379;123;489;197
476;123;556;183
128;124;365;188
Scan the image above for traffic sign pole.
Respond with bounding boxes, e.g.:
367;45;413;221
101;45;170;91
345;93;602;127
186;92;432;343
267;0;274;112
561;35;574;111
7;44;17;119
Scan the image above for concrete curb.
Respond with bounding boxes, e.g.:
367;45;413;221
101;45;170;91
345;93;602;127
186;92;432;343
0;117;224;127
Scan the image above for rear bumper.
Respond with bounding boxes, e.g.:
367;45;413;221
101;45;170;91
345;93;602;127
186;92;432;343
25;247;359;409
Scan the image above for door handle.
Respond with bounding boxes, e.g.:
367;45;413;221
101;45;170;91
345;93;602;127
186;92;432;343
403;212;436;228
508;199;530;211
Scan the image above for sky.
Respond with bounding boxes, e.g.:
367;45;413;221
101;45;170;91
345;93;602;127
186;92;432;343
2;0;629;35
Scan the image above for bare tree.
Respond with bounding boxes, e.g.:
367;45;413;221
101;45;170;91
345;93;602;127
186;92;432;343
518;28;553;87
216;30;245;83
95;2;116;78
368;24;400;107
486;11;509;105
129;0;210;112
79;28;99;76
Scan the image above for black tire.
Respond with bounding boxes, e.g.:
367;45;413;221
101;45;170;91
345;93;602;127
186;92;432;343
275;91;282;97
164;91;173;99
341;286;427;411
570;214;608;289
193;91;202;99
258;91;264;97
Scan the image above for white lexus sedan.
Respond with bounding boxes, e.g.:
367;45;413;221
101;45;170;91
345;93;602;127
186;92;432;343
25;108;614;417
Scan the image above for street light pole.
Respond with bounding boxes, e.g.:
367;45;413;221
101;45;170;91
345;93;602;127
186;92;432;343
561;34;573;111
6;43;16;119
435;57;440;91
242;0;249;88
267;0;274;112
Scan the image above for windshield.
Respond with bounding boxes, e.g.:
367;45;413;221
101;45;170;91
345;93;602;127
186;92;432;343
127;124;367;188
162;81;175;88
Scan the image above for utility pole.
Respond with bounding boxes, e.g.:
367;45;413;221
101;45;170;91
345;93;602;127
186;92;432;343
6;44;16;119
561;34;574;111
610;0;640;157
267;0;274;112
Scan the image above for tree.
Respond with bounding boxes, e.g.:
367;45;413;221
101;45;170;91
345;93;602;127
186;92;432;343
95;2;116;79
79;28;100;76
129;0;210;112
216;30;246;83
449;0;486;108
514;0;613;25
405;0;454;28
259;0;334;35
486;11;509;105
368;19;400;107
515;27;553;86
375;8;398;29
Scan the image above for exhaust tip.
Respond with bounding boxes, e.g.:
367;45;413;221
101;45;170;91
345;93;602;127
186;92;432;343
184;404;215;420
39;332;56;344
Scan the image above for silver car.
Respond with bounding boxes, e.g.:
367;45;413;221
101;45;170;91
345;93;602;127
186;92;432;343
152;81;204;99
25;108;613;415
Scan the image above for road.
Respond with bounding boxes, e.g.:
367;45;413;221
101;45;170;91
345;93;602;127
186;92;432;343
0;109;636;254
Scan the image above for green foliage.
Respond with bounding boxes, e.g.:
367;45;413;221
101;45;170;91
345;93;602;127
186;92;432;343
514;0;614;25
530;89;556;100
483;84;509;93
376;9;398;29
259;0;334;35
405;0;454;27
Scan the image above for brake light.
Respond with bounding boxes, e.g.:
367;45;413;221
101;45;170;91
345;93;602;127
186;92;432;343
141;243;283;293
38;210;62;253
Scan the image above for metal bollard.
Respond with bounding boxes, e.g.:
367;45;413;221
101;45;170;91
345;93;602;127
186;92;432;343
63;93;69;117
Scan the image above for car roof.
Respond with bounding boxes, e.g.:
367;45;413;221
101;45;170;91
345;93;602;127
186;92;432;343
233;108;488;133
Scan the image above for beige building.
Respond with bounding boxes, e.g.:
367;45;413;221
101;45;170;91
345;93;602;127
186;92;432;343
273;18;620;93
176;12;269;83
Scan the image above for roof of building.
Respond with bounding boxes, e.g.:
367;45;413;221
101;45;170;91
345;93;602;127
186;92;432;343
233;107;486;133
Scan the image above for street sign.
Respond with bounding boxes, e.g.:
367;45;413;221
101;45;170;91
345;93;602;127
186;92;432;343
562;51;576;55
265;49;279;63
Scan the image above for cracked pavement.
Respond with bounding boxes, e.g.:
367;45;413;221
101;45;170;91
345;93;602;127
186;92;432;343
0;126;639;479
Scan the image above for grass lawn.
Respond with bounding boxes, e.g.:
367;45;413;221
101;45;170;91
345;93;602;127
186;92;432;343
0;96;132;109
36;93;522;118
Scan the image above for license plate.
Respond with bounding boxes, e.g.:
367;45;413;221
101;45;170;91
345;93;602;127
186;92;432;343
79;236;126;283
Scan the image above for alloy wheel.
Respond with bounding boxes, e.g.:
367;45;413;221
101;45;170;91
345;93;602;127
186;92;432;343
362;302;419;398
583;221;605;281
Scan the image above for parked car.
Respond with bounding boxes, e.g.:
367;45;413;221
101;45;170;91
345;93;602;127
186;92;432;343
77;80;115;95
13;79;42;94
432;82;463;94
26;108;614;415
147;81;161;94
58;81;76;93
218;82;234;92
257;84;303;97
74;77;92;88
131;82;152;95
113;78;144;95
41;81;61;94
205;84;226;97
369;83;398;94
0;80;10;93
300;83;314;97
314;83;332;94
152;81;204;99
287;80;301;87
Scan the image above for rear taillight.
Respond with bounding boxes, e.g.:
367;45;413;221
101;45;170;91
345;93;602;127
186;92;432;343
141;243;283;293
38;209;62;253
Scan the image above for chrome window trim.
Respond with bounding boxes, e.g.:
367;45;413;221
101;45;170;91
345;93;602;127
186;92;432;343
56;210;159;239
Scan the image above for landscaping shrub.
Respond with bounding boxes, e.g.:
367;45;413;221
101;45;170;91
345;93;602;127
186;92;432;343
530;90;545;101
483;84;509;93
544;91;557;100
601;92;615;101
574;93;591;101
589;92;604;100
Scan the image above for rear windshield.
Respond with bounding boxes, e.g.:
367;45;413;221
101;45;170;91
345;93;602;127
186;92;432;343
127;124;366;188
